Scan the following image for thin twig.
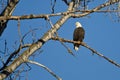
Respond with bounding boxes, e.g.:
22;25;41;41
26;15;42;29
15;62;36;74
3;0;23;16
60;41;75;56
51;0;57;13
27;60;62;80
4;40;7;54
0;44;31;71
20;28;39;44
46;16;73;54
13;66;24;80
17;18;23;45
46;17;74;55
46;15;54;28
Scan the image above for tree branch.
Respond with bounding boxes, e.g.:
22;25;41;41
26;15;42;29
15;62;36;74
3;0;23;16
0;0;19;36
51;36;120;68
0;0;118;23
0;44;31;71
71;0;119;17
27;60;62;80
0;2;74;79
0;10;119;21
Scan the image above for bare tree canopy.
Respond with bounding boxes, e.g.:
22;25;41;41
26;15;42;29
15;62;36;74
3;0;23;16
0;0;120;80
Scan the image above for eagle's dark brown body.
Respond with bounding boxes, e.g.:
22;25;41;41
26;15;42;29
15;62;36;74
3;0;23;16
73;27;85;51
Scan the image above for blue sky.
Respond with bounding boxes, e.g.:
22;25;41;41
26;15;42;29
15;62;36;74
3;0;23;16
0;0;120;80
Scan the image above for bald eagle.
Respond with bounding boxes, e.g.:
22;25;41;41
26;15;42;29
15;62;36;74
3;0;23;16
73;22;85;51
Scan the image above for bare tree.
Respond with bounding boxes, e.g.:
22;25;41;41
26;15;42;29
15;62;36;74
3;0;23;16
0;0;120;80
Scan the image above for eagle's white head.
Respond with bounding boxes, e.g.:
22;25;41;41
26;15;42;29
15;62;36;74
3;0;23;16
75;22;82;28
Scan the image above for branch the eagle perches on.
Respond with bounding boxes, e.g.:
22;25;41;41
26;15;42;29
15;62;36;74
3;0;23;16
51;36;120;68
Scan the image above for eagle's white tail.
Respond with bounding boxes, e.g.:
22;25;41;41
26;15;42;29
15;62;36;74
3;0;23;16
74;46;79;51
